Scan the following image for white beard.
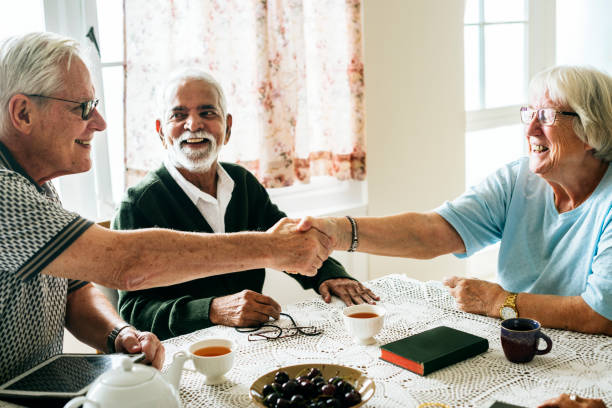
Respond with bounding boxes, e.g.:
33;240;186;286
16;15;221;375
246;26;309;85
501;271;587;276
167;130;220;173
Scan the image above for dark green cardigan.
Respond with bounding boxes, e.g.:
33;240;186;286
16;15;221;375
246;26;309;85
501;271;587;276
113;162;352;340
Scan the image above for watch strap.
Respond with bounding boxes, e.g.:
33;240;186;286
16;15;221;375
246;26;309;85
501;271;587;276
499;292;518;318
346;216;359;252
106;324;132;354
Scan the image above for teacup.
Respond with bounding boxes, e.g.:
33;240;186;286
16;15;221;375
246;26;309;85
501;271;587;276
342;304;386;345
501;318;552;363
173;338;235;385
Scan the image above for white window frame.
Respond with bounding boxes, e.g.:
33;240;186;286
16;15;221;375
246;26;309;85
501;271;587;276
465;0;556;132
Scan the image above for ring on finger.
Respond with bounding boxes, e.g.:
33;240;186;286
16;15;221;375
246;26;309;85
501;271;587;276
569;394;577;401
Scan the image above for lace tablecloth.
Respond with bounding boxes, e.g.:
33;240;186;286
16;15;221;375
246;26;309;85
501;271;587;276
164;274;612;407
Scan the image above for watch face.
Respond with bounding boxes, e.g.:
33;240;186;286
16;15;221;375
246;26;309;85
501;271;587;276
500;306;517;320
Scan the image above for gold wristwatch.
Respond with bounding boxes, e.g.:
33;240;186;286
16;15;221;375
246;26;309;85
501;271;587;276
499;292;518;320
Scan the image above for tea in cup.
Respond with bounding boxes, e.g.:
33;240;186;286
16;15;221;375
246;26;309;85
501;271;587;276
500;318;552;363
171;338;234;385
342;304;386;345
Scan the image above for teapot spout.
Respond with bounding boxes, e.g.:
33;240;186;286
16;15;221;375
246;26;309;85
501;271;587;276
164;351;188;390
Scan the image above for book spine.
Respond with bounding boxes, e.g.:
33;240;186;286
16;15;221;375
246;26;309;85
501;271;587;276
424;339;489;375
380;349;424;375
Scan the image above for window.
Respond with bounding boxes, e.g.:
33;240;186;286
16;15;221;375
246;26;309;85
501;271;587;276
463;0;555;279
0;1;366;220
95;0;125;205
463;0;555;187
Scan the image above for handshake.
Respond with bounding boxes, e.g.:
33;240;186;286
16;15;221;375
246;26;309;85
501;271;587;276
265;216;352;277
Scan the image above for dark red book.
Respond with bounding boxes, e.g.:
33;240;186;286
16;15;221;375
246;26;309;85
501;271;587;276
380;326;489;375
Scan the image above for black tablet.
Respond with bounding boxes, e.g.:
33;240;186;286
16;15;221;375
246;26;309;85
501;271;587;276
0;353;145;399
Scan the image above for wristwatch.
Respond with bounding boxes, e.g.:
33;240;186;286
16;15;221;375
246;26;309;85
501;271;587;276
106;324;131;353
499;292;518;320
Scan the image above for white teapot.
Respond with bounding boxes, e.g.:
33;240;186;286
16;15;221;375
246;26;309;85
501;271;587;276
63;354;189;408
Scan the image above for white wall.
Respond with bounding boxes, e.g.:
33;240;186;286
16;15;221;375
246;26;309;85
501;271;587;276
363;0;467;282
556;0;612;72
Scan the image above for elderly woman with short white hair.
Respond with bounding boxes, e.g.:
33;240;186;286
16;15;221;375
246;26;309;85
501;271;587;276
298;65;612;335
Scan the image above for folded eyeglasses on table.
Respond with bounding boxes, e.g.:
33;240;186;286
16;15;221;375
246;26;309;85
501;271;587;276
235;312;322;341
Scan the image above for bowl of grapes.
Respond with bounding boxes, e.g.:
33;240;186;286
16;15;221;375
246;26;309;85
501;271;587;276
249;363;375;408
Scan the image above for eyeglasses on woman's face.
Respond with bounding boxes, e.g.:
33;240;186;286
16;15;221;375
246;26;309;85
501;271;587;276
520;106;579;126
26;94;99;120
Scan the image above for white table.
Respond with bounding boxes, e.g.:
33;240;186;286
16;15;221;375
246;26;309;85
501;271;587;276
161;274;612;407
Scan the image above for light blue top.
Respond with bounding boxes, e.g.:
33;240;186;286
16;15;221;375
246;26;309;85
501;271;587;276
435;157;612;320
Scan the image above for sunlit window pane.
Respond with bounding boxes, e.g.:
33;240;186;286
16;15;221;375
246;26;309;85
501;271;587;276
484;23;526;108
466;124;526;187
96;0;123;63
464;0;480;24
102;66;125;203
464;26;481;111
484;0;526;22
0;1;45;40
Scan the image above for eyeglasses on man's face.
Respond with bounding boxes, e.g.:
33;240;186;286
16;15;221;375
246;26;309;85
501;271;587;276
26;94;99;120
520;106;579;126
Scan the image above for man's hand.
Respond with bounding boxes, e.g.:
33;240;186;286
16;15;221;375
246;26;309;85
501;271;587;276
209;290;281;327
319;278;380;305
538;394;606;408
267;218;333;276
443;276;506;317
114;327;164;369
297;216;351;251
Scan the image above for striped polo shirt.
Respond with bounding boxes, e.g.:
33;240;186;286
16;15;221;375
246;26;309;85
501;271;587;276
0;140;92;384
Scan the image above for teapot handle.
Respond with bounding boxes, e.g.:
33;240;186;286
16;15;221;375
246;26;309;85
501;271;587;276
63;396;102;408
165;350;190;391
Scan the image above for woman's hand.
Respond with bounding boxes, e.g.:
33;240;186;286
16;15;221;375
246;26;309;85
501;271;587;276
443;276;507;317
538;393;606;408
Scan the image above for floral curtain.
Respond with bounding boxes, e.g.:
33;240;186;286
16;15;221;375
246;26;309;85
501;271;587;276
124;0;366;188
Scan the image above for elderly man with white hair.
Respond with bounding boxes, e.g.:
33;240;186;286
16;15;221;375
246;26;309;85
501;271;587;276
0;32;330;384
113;69;378;340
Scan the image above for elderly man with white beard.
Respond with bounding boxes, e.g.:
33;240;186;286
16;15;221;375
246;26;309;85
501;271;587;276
113;69;378;340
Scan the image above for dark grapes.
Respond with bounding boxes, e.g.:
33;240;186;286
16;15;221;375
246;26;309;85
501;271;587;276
342;390;362;407
328;376;343;386
290;394;306;406
312;376;326;387
264;392;280;407
299;379;317;399
263;384;276;397
307;368;322;379
320;384;335;396
275;371;290;385
282;379;299;398
260;367;364;408
323;398;341;408
276;397;291;408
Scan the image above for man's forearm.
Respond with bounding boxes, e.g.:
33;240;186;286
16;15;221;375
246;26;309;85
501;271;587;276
65;284;126;352
45;223;327;291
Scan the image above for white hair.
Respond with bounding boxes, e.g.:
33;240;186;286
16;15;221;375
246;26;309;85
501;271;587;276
157;68;227;125
0;32;82;135
529;65;612;162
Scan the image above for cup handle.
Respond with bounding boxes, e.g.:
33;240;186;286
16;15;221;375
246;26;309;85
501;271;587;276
64;396;101;408
536;332;553;355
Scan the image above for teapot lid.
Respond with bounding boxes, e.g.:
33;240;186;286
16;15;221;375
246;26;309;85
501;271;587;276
101;357;155;387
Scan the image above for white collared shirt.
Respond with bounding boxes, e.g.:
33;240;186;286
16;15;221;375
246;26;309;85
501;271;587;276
163;159;235;233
